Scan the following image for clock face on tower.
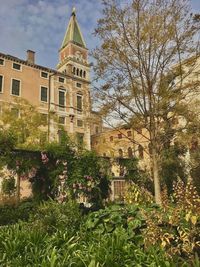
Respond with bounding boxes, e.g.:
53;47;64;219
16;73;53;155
75;51;83;61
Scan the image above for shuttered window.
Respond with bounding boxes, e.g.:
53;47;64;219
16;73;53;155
41;86;48;102
0;76;3;92
11;79;20;96
77;95;82;111
59;91;65;107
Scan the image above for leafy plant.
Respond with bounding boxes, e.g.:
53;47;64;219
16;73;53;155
1;176;16;197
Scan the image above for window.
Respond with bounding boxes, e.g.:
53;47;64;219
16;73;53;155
0;75;3;93
73;67;76;75
118;133;122;139
59;77;65;83
59;90;65;107
76;69;79;76
118;149;123;158
11;108;19;118
83;71;86;78
76;83;82;88
110;136;113;142
128;147;133;158
40;86;48;102
11;79;20;96
127;131;131;137
77;95;82;112
77;120;83;127
59;116;65;124
41;71;48;78
0;58;4;65
80;70;83;77
13;62;21;70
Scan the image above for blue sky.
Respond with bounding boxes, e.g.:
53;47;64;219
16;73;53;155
0;0;199;69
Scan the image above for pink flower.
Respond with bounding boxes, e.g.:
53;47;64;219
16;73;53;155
41;152;49;164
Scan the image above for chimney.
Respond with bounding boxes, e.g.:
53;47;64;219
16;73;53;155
27;50;35;64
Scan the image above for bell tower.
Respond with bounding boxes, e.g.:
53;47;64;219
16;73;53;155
56;7;91;150
57;7;90;81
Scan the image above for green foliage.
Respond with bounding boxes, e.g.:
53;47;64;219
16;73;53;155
29;139;110;206
124;183;154;205
0;130;16;168
31;199;82;234
160;144;187;194
0;199;36;226
190;147;200;195
0;199;199;266
70;150;111;207
119;157;154;194
1;177;16;196
0;98;48;148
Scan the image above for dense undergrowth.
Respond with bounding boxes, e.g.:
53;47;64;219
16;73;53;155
0;197;199;267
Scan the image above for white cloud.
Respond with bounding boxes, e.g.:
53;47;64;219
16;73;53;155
0;0;102;68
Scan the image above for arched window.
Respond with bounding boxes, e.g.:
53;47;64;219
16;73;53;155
76;68;79;76
138;145;144;159
128;147;133;158
83;71;86;78
118;149;123;158
80;70;83;77
73;67;76;75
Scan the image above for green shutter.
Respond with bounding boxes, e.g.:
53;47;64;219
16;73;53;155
41;87;48;102
77;95;82;111
0;76;2;92
59;91;65;107
12;79;20;96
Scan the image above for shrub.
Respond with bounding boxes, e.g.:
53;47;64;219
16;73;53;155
0;199;36;226
1;176;16;196
31;199;83;234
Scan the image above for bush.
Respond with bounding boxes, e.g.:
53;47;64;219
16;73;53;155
30;199;83;234
0;199;36;226
1;176;16;196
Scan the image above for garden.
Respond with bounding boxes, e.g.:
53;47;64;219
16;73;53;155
0;131;200;266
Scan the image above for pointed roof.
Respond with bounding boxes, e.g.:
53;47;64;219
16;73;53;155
60;7;87;50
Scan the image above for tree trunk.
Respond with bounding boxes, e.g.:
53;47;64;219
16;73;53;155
151;148;162;205
16;173;20;204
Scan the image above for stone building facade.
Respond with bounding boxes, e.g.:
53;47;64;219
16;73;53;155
0;8;95;149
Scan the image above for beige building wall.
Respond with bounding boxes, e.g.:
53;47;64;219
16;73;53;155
91;127;150;176
0;52;91;149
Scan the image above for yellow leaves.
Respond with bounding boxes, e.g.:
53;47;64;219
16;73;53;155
185;212;198;225
185;212;191;222
191;215;197;225
161;233;174;248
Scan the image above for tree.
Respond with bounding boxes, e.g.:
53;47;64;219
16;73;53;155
93;0;200;204
0;98;48;148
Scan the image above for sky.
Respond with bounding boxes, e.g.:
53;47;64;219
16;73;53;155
0;0;199;69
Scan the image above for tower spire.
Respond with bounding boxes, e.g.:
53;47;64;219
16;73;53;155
60;7;86;50
72;7;76;16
